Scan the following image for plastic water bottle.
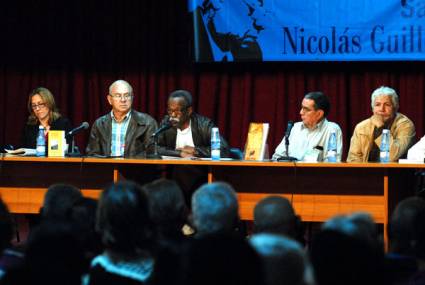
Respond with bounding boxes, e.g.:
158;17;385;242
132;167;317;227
327;130;337;162
211;127;220;161
380;129;390;163
36;126;46;157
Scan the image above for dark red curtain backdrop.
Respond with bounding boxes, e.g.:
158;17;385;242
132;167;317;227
1;1;424;159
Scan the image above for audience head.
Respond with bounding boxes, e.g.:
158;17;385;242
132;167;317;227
69;197;102;266
143;178;188;239
27;87;61;125
301;91;329;129
253;195;301;239
182;235;263;285
191;182;239;237
370;86;399;123
14;221;85;285
389;196;425;258
167;90;193;129
96;181;154;257
322;212;378;244
310;228;384;285
107;79;134;114
250;233;312;285
41;183;82;221
312;212;384;285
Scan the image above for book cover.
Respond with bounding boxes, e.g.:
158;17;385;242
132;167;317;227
244;123;269;160
48;130;65;157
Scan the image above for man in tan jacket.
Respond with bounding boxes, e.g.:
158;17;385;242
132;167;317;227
347;86;415;162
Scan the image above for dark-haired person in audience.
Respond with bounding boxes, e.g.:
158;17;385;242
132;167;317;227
157;90;230;204
87;181;155;285
272;91;343;162
191;182;240;238
41;183;82;221
181;235;264;285
250;233;314;285
2;222;85;285
143;179;190;285
21;87;72;148
253;195;304;245
0;198;24;278
86;80;158;158
143;178;188;243
347;86;415;162
26;183;82;234
386;197;425;284
68;197;102;274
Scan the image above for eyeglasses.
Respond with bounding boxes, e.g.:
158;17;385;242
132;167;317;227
110;93;133;100
300;106;316;113
167;108;186;116
31;103;47;110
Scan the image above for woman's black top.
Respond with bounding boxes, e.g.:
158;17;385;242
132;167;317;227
21;117;72;148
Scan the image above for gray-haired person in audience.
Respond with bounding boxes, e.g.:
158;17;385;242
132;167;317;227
250;233;314;285
322;212;378;244
311;212;385;285
191;182;239;237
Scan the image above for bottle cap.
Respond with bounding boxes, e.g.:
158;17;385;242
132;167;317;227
383;129;389;133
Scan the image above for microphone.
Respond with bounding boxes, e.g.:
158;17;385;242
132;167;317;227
277;120;298;162
151;121;172;138
66;122;89;138
285;120;294;138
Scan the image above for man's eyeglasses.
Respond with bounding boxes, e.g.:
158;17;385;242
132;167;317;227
31;103;47;110
167;108;186;116
110;93;133;100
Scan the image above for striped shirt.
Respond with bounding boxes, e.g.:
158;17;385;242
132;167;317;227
111;111;131;157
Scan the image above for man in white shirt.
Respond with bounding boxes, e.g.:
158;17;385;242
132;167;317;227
272;92;343;162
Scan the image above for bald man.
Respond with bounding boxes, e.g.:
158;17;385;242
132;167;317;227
86;80;157;157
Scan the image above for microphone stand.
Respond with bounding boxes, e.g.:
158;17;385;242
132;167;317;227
146;135;162;159
66;136;81;157
277;135;298;162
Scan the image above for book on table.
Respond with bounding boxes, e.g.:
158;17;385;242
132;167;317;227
244;123;269;161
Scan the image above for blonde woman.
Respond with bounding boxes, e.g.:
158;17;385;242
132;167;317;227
21;87;72;148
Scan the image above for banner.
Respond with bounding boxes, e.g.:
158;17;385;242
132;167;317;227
189;0;425;62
